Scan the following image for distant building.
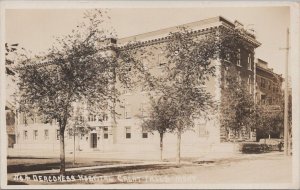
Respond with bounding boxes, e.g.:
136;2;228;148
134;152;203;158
255;58;284;140
13;16;261;156
255;58;283;106
6;67;17;148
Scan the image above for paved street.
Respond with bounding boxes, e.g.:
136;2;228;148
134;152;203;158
7;152;292;185
104;152;292;184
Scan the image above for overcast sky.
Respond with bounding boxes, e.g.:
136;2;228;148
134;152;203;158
5;6;290;75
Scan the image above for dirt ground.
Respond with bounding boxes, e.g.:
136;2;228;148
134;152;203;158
7;152;293;185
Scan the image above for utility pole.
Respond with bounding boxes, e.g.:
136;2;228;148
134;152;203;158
73;125;76;165
283;28;290;156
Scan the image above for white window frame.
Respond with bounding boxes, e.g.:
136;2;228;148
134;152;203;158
56;129;60;140
33;130;38;140
103;127;109;139
125;104;131;119
142;127;148;138
247;53;252;70
23;130;28;140
125;126;131;139
44;129;49;140
237;49;241;66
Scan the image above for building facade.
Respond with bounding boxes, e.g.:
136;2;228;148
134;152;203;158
255;58;283;106
255;58;284;140
5;67;17;148
12;16;263;157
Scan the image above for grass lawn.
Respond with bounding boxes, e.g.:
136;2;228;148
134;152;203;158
7;156;140;173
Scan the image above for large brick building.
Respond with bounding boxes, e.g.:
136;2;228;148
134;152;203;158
12;16;263;157
255;58;283;106
255;58;284;140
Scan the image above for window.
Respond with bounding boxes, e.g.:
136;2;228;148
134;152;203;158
247;53;252;70
123;86;130;94
198;123;209;137
44;129;49;140
33;115;37;124
103;114;108;121
33;130;38;140
69;129;73;139
125;127;131;139
248;75;252;94
88;115;96;122
269;82;272;90
56;129;60;140
143;59;149;70
140;103;148;118
125;104;131;119
237;49;241;66
261;95;266;105
261;78;266;88
237;71;241;84
42;115;49;124
158;52;166;67
225;52;230;62
22;112;27;125
142;127;148;138
103;127;108;139
223;67;228;87
23;130;28;140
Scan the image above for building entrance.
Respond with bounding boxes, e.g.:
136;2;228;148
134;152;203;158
91;133;97;148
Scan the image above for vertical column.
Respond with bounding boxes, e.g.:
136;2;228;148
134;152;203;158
214;58;222;143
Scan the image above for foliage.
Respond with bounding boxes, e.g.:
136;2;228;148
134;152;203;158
220;65;255;139
139;26;255;164
240;143;271;154
158;27;219;132
140;96;177;160
140;27;226;165
14;9;142;174
141;96;177;136
254;105;284;140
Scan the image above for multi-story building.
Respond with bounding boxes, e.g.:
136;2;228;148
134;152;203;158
255;58;284;140
5;67;17;148
255;58;283;106
12;16;262;157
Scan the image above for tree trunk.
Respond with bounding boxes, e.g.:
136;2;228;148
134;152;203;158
159;133;163;161
176;130;181;166
59;125;66;175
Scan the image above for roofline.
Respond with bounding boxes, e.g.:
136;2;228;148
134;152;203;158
119;16;234;43
118;16;261;49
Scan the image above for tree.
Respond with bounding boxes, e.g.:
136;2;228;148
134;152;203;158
253;95;284;142
139;25;256;165
220;66;256;141
141;96;176;161
15;9;142;174
141;27;221;166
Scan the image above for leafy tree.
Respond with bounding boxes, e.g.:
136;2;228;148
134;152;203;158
220;65;256;141
140;26;257;165
255;106;283;141
141;27;221;166
141;96;176;161
15;9;142;174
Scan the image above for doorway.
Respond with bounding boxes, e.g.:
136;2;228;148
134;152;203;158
90;133;97;148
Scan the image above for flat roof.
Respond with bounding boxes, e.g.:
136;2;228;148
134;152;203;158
119;16;235;44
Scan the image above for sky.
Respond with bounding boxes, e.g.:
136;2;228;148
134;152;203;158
5;6;290;75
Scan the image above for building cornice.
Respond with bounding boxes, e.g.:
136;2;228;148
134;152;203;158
118;16;261;50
